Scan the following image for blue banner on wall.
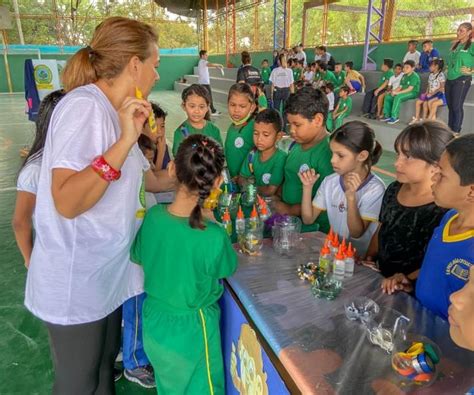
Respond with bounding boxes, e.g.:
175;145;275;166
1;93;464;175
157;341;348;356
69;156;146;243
220;285;290;395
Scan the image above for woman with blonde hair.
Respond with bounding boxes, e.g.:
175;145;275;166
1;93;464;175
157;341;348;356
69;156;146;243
24;17;172;394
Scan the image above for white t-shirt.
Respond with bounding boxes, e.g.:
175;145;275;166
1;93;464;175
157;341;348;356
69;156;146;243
326;91;335;111
403;51;421;66
17;155;42;195
304;71;314;82
295;51;307;67
270;67;294;88
198;59;210;85
428;72;446;94
25;84;150;325
313;173;385;255
314;51;332;62
389;73;404;90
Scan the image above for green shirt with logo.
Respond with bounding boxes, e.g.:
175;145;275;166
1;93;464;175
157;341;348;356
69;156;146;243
240;148;287;187
400;72;421;96
447;43;474;80
172;120;223;157
224;119;255;178
282;137;334;233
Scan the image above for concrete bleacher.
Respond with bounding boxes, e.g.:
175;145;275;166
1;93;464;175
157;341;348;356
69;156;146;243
174;67;474;151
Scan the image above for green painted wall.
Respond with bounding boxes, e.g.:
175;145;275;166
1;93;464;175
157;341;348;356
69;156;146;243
0;54;197;93
0;39;454;93
209;39;453;71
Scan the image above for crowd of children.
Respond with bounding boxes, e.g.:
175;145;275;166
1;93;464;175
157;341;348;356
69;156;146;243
13;35;473;394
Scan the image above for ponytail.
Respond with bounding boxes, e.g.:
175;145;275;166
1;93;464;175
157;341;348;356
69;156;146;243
62;17;158;92
62;47;98;92
174;134;225;230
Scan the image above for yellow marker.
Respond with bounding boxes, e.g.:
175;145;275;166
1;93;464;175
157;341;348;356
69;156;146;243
135;87;158;134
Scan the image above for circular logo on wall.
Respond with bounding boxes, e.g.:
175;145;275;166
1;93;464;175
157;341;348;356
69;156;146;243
299;164;310;173
262;173;271;185
34;65;53;86
234;137;244;149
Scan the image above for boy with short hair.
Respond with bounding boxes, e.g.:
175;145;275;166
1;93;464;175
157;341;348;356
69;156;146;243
261;59;271;85
376;63;403;119
403;40;421;68
383;60;421;124
197;49;224;116
240;109;287;196
362;58;394;118
304;62;315;84
344;61;366;94
319;62;338;87
274;87;334;232
333;63;346;94
418;40;440;73
328;85;352;131
387;134;474;321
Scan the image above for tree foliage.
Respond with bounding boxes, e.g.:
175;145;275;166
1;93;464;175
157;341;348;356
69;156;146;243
1;0;472;50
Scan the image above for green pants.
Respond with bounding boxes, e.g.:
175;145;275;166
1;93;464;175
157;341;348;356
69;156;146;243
383;92;418;119
327;114;347;132
143;301;224;395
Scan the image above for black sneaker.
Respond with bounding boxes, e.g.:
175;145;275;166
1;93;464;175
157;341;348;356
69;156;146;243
114;367;123;382
124;365;156;389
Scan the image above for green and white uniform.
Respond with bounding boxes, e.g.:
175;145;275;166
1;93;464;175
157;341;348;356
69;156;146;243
282;138;334;233
224;119;255;178
240;148;287;187
172;120;223;157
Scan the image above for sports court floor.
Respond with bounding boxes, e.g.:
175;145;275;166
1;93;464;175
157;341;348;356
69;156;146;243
0;91;396;394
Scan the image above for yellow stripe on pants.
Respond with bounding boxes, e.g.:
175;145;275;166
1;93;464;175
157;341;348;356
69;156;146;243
199;309;214;395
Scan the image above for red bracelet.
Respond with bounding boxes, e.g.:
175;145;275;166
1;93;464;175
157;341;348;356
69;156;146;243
91;156;121;182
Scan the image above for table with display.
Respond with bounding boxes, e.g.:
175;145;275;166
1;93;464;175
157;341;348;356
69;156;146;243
219;232;474;394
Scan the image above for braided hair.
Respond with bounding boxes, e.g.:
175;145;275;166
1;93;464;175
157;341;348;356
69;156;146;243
174;134;225;229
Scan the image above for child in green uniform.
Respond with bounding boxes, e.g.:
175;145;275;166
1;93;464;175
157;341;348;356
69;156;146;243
320;62;338;87
225;83;257;179
329;85;352;131
333;63;347;94
240;109;286;196
131;134;238;395
261;59;271;85
172;84;223;156
383;60;421;125
273;87;334;233
256;83;268;112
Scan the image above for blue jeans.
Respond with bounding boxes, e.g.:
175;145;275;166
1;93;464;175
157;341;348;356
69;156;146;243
122;293;150;370
445;76;472;133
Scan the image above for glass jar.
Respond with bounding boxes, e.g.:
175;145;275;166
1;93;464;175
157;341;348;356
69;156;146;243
272;215;302;256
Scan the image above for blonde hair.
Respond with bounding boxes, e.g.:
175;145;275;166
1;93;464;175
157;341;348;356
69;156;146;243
62;17;158;92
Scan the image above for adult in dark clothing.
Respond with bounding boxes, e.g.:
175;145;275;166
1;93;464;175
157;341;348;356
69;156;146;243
236;51;262;86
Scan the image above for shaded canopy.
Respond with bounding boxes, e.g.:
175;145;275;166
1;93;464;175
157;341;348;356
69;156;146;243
155;0;243;18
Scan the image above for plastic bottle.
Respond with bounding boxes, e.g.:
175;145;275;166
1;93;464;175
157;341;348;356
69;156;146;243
249;205;260;230
333;245;346;281
235;205;245;235
345;242;356;277
222;208;232;236
330;233;340;258
341;237;347;255
318;241;332;273
260;201;270;222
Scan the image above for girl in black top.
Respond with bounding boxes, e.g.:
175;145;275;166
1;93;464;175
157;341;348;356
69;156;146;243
364;121;455;287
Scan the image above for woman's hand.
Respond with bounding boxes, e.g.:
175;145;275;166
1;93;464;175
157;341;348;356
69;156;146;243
118;97;152;146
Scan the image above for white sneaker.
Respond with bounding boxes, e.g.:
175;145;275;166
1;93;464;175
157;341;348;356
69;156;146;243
409;117;419;125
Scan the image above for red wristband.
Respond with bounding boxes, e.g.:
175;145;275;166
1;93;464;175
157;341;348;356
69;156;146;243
91;156;121;182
